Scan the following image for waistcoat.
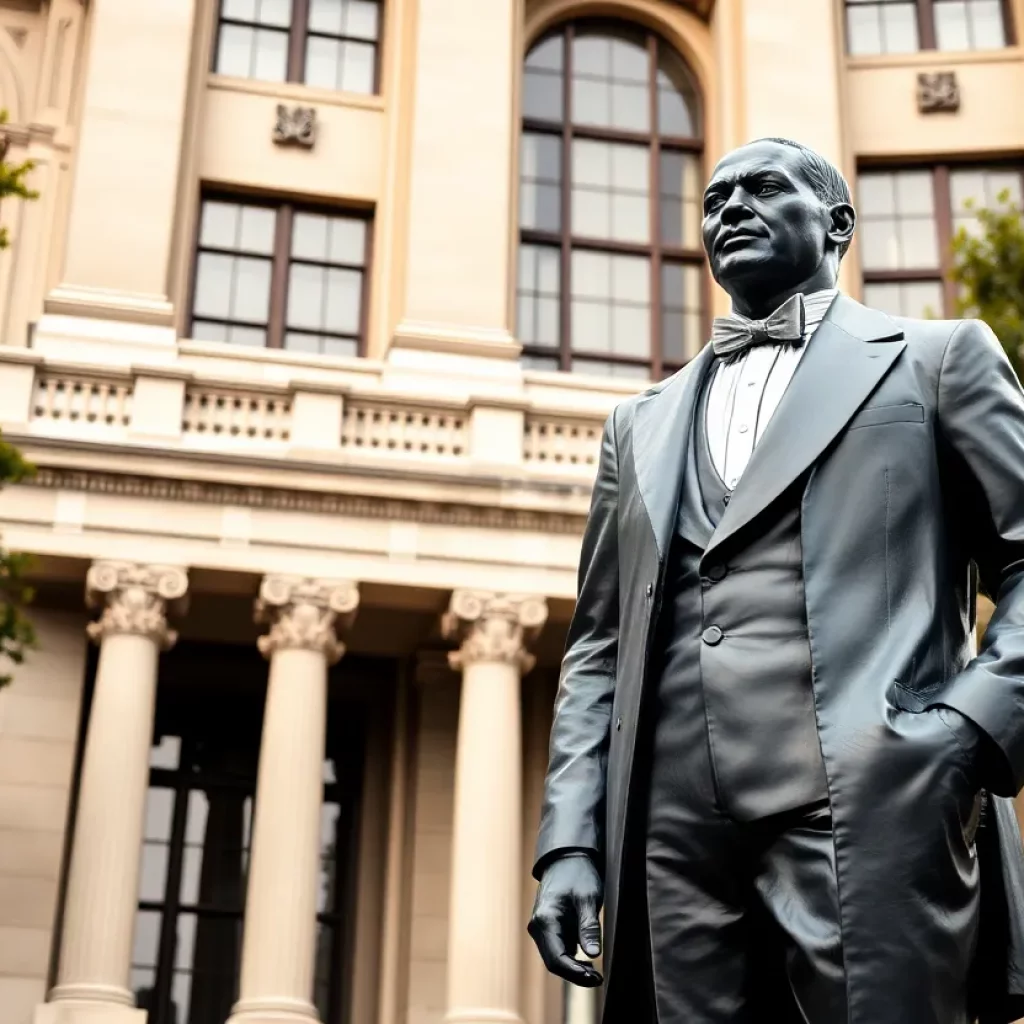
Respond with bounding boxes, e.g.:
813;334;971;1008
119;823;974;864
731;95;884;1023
649;370;828;820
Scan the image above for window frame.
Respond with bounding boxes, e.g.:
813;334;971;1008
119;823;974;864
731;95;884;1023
186;191;374;358
210;0;385;94
843;0;1016;55
857;159;1024;317
519;19;710;381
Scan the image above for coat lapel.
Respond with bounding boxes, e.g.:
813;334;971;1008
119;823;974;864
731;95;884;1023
701;294;906;565
633;343;717;561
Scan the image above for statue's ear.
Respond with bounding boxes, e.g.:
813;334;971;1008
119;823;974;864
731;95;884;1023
828;203;856;250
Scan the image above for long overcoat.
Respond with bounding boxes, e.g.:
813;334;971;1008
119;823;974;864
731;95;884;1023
533;295;1024;1023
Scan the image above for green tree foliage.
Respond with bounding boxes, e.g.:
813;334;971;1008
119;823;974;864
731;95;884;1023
949;190;1024;380
0;109;38;686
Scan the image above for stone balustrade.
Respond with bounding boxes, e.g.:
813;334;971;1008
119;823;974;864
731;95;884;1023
0;349;617;480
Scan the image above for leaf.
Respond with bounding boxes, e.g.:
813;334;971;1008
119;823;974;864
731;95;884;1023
949;191;1024;380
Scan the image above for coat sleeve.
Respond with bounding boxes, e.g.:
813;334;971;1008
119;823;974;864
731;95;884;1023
935;318;1024;796
532;409;620;879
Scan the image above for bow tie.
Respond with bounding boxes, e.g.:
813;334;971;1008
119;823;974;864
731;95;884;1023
711;293;807;360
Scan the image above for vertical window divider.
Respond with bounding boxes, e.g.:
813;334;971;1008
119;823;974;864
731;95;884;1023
268;205;294;350
290;0;312;82
648;34;663;383
917;0;938;48
559;27;574;373
153;747;193;1024
932;165;956;316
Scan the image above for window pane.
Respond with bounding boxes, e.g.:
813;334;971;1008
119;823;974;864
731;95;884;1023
309;0;344;34
144;788;175;841
131;968;157;1010
571;300;611;352
329;218;367;264
171;971;193;1024
970;0;1007;48
346;0;380;41
293;213;330;261
232;257;272;322
571;357;651;380
251;28;289;81
863;280;944;319
521;354;560;372
339;40;375;93
524;69;563;122
846;5;883;55
894;171;935;215
223;0;258;19
527;34;564;72
572;78;611;127
192;321;229;343
857;173;897;216
520;133;562;232
662;261;704;364
201;201;241;249
935;1;971;49
611;254;650;304
610;34;649;82
324;268;362;333
572;250;611;299
227;325;267;346
139;842;170;902
881;3;920;53
238;206;276;254
660;152;702;248
132;910;162;968
658;48;700;136
176;913;198;970
150;735;181;770
195;254;234;318
611;83;649;132
898;218;939;268
216;24;258;77
573;33;611;78
305;35;340;89
259;0;292;27
289;264;326;329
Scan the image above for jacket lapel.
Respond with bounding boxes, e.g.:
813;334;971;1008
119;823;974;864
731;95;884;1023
632;343;716;561
701;294;906;566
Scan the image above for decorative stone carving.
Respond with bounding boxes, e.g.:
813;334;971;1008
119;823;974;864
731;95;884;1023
442;589;548;672
273;104;317;148
255;575;359;662
85;560;189;648
917;71;960;114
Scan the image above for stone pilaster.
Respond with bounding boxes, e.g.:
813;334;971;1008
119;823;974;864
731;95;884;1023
39;562;187;1024
228;577;359;1024
442;590;547;1024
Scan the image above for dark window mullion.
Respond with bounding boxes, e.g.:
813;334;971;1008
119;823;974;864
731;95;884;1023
918;0;938;49
289;0;312;83
932;165;957;316
268;206;294;349
648;33;663;381
152;745;194;1024
560;26;573;373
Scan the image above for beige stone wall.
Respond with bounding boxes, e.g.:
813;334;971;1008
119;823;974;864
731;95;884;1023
0;609;87;1024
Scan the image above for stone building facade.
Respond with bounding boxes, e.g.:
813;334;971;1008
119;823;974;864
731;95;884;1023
0;2;1019;1024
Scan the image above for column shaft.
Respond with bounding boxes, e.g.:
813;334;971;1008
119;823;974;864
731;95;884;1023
229;576;358;1024
442;591;547;1024
41;560;187;1024
234;648;327;1019
53;633;159;1005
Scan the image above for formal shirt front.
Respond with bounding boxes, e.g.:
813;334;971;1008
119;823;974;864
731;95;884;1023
706;289;838;489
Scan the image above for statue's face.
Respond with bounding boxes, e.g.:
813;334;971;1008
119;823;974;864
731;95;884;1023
701;142;835;297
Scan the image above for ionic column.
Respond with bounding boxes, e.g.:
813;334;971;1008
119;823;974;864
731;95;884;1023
46;561;188;1017
442;591;548;1024
228;577;359;1024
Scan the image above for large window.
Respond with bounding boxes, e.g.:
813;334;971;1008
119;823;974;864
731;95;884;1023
844;0;1012;55
189;197;371;357
128;645;365;1024
517;20;706;381
857;164;1023;318
213;0;383;94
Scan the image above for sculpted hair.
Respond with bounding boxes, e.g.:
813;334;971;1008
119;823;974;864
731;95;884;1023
755;136;854;259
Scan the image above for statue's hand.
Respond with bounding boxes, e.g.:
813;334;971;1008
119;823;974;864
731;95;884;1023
527;853;604;987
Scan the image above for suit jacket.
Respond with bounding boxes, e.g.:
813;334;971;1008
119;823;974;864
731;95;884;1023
533;294;1024;1021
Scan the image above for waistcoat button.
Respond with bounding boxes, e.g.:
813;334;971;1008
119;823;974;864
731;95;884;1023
702;625;724;646
705;563;728;583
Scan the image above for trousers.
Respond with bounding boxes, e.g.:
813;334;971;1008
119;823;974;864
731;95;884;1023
642;696;984;1024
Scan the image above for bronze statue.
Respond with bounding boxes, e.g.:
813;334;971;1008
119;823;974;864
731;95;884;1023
528;137;1024;1024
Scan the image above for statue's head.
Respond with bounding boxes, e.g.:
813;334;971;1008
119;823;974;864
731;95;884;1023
701;138;856;309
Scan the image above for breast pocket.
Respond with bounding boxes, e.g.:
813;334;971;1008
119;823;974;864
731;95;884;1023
847;402;925;430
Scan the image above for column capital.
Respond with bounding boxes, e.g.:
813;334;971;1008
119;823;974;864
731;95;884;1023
85;561;188;649
441;590;547;673
255;576;359;664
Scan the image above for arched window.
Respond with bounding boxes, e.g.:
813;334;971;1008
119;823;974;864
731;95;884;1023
517;20;706;380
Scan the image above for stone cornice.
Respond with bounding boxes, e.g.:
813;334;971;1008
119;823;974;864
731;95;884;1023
22;466;589;535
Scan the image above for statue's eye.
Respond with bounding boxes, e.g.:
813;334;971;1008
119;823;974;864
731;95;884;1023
758;183;781;196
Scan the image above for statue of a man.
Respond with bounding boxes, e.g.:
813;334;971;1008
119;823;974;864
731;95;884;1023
528;137;1024;1024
